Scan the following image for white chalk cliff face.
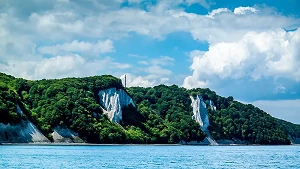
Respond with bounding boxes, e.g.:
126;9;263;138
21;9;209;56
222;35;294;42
208;100;217;111
0;121;50;143
190;95;218;145
52;126;84;143
0;105;85;143
0;105;49;143
98;88;135;123
190;95;210;130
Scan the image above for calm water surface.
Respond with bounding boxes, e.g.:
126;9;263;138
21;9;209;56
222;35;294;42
0;145;299;169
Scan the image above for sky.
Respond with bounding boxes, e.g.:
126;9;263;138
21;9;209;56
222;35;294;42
0;0;299;123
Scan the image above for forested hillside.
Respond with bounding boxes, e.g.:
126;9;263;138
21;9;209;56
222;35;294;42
0;72;299;144
0;72;126;143
128;86;291;144
278;119;300;138
0;73;205;144
0;73;24;124
126;85;205;143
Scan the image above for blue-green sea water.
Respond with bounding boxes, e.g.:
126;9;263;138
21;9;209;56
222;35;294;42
0;145;299;169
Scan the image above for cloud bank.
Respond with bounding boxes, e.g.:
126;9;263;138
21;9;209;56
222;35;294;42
0;0;299;101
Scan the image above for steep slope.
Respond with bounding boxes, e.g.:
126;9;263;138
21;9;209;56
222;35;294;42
98;88;135;123
278;119;300;144
190;95;218;145
0;121;50;143
52;126;84;143
0;73;49;143
190;96;210;130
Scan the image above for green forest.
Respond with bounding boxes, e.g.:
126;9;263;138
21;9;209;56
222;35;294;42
0;72;299;144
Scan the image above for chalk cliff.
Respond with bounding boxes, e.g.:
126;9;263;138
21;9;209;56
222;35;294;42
190;95;218;145
0;104;84;143
0;121;50;143
208;100;216;111
98;88;135;123
52;126;84;143
0;104;49;143
190;95;210;131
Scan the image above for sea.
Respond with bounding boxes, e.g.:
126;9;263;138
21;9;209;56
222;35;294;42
0;145;299;169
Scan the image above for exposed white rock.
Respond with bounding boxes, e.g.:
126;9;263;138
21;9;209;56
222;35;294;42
208;100;217;111
26;121;50;142
190;95;210;130
0;120;50;143
190;95;218;145
52;126;84;143
98;88;135;123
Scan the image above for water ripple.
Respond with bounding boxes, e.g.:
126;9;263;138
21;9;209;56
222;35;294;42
0;145;299;169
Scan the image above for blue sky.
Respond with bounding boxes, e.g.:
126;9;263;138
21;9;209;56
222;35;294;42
0;0;299;123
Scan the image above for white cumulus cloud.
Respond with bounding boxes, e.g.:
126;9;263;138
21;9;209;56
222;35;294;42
183;28;300;88
120;73;156;87
0;0;300;95
1;55;131;80
234;6;259;15
206;8;230;18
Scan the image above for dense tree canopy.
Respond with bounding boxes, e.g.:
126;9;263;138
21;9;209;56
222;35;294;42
128;86;291;145
0;72;298;144
278;119;300;139
0;73;126;143
0;73;24;124
126;85;206;144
